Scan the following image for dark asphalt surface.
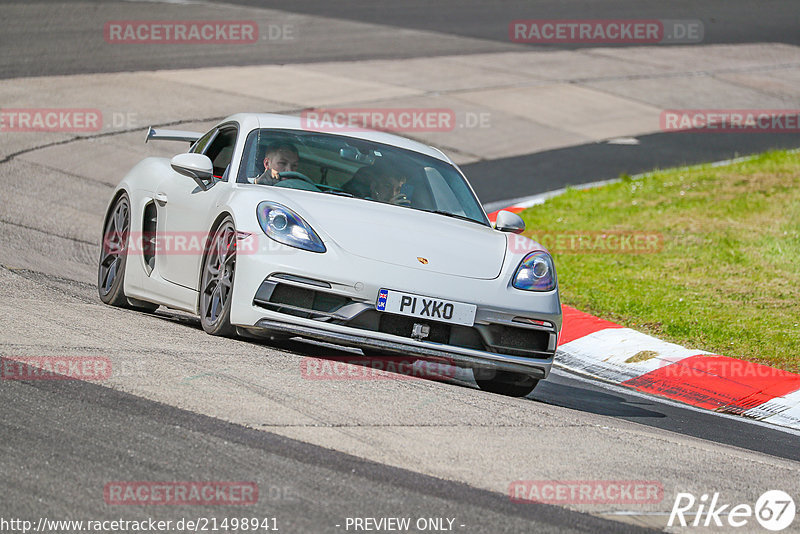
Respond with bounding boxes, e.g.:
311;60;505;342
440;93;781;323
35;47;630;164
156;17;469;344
538;370;800;463
235;0;800;47
2;0;799;78
0;0;518;79
276;342;800;463
0;377;650;534
1;343;797;533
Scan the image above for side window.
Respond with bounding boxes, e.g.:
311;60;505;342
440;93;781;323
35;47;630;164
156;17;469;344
204;127;238;179
191;129;217;154
237;130;259;183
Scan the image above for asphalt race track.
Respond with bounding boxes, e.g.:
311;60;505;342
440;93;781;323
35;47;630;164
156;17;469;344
2;1;800;532
3;0;799;77
1;377;638;534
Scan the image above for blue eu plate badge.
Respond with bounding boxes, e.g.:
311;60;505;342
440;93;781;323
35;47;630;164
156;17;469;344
376;289;388;311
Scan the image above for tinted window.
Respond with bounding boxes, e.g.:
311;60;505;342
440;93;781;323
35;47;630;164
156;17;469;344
236;129;488;226
191;129;217;155
204;127;237;178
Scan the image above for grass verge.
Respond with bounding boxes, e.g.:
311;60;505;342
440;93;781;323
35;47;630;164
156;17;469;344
519;149;800;373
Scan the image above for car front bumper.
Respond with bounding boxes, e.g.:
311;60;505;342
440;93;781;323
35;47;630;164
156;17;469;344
247;316;553;379
230;239;561;379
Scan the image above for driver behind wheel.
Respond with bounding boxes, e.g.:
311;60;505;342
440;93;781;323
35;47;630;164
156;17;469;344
256;142;299;185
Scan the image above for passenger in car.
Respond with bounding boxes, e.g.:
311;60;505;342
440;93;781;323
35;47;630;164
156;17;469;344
343;164;409;205
256;142;299;185
369;173;409;205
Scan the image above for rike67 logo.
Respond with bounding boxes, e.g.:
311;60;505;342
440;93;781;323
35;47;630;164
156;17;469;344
669;490;795;531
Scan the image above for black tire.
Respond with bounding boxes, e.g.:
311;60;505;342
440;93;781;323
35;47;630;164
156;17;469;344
98;193;158;312
199;217;237;337
474;369;539;397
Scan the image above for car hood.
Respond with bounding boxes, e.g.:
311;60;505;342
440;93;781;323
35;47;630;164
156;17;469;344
277;190;507;280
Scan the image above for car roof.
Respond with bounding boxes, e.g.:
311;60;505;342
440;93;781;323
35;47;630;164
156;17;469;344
221;113;452;163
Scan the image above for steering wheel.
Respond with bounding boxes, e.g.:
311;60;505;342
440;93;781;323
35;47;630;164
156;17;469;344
390;193;412;206
277;171;315;185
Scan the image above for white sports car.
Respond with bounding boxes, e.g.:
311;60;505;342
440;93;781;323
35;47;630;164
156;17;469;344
98;113;562;396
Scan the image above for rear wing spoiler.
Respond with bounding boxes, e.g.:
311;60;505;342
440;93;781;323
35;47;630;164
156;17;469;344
145;126;203;145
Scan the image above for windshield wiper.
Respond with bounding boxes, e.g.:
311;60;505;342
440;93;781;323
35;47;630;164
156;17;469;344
322;190;354;197
423;209;485;225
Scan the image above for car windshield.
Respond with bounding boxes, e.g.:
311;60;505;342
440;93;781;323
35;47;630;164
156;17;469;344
236;128;489;226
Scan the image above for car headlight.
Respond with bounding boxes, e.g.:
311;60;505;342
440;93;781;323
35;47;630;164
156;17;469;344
256;201;326;253
512;251;556;291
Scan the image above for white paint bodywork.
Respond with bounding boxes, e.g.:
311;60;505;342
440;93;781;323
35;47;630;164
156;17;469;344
106;113;562;379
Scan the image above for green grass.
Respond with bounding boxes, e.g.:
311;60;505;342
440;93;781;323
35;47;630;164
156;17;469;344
519;150;800;372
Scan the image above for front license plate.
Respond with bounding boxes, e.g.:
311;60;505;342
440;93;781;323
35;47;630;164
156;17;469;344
376;289;477;327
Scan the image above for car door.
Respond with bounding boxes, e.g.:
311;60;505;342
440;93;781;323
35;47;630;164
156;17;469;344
155;124;238;290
